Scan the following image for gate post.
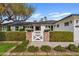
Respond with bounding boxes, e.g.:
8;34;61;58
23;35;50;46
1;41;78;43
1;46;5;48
26;31;32;42
44;31;49;42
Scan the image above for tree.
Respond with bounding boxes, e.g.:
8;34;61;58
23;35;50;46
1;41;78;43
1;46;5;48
0;3;35;22
0;3;35;31
9;3;35;21
44;16;47;21
0;4;6;30
0;4;6;22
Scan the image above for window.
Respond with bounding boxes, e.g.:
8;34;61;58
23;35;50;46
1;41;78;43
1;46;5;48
45;25;47;28
3;26;7;31
45;25;50;28
57;24;59;27
31;26;33;29
15;26;19;31
48;26;50;28
51;26;53;31
76;20;78;23
35;26;41;31
70;21;72;24
27;26;29;28
75;26;79;27
30;26;32;28
23;26;25;30
64;22;69;26
7;26;11;31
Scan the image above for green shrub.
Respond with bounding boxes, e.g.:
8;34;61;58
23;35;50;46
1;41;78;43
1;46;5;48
40;45;51;52
5;31;26;41
27;46;39;52
68;44;79;52
50;31;73;42
0;32;6;41
54;45;66;52
24;40;29;45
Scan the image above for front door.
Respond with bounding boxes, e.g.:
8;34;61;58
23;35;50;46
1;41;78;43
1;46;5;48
35;26;41;31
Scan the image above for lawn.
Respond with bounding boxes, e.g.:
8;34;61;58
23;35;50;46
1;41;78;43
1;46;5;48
0;43;15;55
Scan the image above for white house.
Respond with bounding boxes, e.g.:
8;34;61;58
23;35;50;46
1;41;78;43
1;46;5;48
1;14;79;43
53;14;79;43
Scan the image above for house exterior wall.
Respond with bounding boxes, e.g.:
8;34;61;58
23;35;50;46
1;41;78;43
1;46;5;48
11;26;16;31
53;16;74;32
41;25;45;31
73;16;79;43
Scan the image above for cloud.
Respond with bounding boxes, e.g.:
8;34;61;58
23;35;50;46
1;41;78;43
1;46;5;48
52;13;71;17
48;12;60;16
48;12;71;20
29;12;72;21
31;13;44;18
29;13;45;22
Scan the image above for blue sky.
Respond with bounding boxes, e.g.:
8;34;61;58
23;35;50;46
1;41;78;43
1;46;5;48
26;3;79;22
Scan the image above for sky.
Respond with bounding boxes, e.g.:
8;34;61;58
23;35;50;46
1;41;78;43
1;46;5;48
27;3;79;22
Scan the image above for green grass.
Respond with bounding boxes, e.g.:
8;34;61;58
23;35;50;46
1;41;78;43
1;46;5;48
0;43;15;55
50;31;73;42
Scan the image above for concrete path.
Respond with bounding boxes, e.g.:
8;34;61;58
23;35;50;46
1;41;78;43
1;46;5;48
28;42;78;47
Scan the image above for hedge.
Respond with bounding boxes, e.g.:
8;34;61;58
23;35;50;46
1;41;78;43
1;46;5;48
40;45;51;52
0;32;6;41
50;31;73;42
5;32;26;41
27;46;39;52
68;44;79;52
54;45;66;52
0;31;26;41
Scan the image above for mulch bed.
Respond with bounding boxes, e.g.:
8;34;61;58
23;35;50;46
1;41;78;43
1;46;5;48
4;50;79;56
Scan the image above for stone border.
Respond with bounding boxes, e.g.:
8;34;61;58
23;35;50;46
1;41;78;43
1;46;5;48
0;41;21;43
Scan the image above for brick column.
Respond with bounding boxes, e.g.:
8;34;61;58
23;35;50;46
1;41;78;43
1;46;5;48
44;32;49;42
26;32;32;42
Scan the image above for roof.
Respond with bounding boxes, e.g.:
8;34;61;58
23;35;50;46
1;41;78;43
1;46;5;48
2;20;56;26
53;14;79;24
